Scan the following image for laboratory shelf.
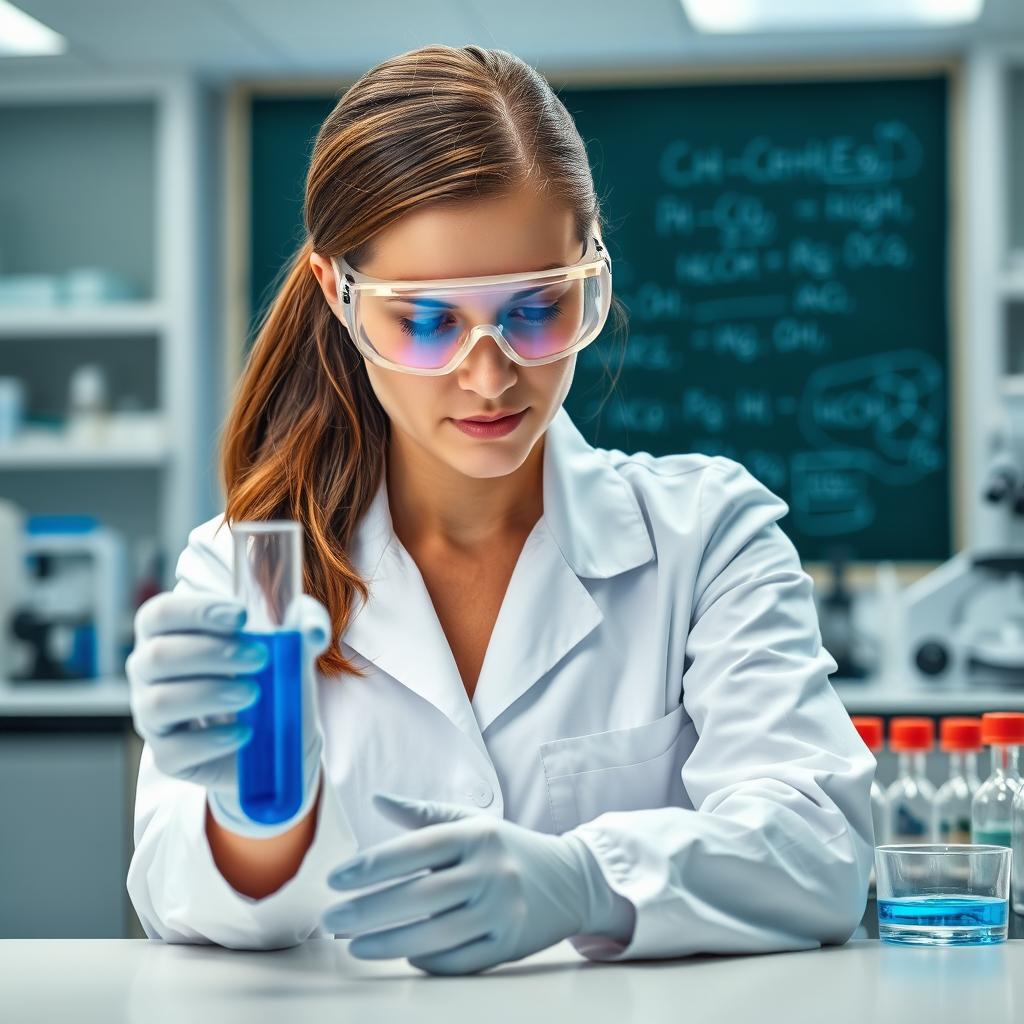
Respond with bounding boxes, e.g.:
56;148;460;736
0;302;165;339
0;676;131;717
834;677;1024;714
0;437;168;468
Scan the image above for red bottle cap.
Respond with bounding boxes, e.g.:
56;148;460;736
981;712;1024;746
940;717;982;752
889;717;935;752
851;716;883;751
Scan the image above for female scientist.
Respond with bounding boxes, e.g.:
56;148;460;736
125;44;875;975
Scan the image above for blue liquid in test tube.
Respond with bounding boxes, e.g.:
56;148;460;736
232;520;306;826
237;629;304;823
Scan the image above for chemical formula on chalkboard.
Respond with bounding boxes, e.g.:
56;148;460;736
558;75;950;560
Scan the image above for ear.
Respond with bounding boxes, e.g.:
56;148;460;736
309;249;342;309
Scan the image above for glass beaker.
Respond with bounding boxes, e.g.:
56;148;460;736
875;844;1011;946
232;520;305;825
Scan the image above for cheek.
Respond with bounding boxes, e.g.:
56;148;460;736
363;363;438;430
530;354;576;409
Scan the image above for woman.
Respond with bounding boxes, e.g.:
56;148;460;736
125;44;874;974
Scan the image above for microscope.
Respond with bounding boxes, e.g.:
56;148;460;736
904;382;1024;688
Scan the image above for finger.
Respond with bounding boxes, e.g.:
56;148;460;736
133;677;260;735
408;933;503;976
129;633;267;684
175;749;239;790
347;899;491;962
322;863;479;937
297;594;331;655
149;723;251;777
372;791;474;827
135;591;246;641
327;824;469;890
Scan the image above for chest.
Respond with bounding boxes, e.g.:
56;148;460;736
411;541;526;701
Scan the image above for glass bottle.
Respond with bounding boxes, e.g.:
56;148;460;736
934;717;982;844
972;712;1024;849
852;715;887;847
885;717;936;844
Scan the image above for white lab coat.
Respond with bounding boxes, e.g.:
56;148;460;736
127;404;875;959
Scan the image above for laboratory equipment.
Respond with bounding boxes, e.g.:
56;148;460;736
972;712;1024;847
67;364;109;445
5;515;127;681
0;500;25;679
851;715;887;846
934;717;982;844
885;717;936;844
0;376;25;443
232;520;305;825
874;844;1011;946
818;548;869;678
1013;775;1024;916
903;381;1024;687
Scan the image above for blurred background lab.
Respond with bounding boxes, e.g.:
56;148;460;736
1;0;1023;938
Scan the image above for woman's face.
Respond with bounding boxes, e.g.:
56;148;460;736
309;187;581;482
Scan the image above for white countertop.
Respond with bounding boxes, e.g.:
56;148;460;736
1;672;1023;718
1;937;1021;1024
0;676;131;717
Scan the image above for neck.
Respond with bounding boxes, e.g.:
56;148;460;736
386;427;545;553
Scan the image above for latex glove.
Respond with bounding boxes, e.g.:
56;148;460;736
126;589;332;838
321;792;636;975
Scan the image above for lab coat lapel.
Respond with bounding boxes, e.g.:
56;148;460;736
340;405;655;742
471;406;655;732
341;479;485;752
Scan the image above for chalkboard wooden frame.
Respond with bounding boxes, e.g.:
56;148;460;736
223;56;965;579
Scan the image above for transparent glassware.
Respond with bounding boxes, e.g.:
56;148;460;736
851;716;887;892
972;713;1024;850
886;718;936;845
934;717;983;845
875;844;1011;946
232;520;305;825
1013;788;1024;915
935;752;981;842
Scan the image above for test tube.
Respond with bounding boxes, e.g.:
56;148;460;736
232;520;305;825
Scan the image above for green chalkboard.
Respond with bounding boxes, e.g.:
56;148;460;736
249;74;951;562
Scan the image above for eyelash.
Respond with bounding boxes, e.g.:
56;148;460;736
397;303;563;339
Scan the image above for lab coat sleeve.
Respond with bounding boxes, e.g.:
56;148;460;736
125;515;359;949
564;458;875;961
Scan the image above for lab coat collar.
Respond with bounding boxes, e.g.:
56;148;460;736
341;404;654;740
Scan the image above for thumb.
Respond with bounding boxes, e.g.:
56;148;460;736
372;791;475;827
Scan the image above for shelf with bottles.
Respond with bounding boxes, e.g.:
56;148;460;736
0;332;167;467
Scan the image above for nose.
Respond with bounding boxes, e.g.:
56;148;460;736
455;327;517;391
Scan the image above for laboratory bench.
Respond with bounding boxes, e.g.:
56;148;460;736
3;932;1023;1024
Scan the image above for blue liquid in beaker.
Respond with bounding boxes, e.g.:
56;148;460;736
878;895;1008;946
237;629;304;824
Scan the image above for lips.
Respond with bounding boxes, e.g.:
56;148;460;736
459;410;524;423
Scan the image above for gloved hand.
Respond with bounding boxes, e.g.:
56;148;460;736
321;792;636;974
126;589;332;839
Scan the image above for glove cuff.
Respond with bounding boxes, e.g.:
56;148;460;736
561;831;636;943
207;731;324;840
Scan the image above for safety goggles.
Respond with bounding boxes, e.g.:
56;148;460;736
329;230;612;375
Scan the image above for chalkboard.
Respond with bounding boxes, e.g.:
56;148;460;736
248;74;951;562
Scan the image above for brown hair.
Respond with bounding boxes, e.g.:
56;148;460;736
220;44;627;679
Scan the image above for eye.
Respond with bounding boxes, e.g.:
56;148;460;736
507;302;562;326
397;313;457;339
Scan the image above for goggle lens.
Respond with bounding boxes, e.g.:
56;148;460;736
351;272;608;371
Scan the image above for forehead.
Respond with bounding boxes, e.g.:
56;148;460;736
358;189;580;281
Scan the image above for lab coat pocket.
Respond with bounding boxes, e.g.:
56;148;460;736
539;704;696;833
